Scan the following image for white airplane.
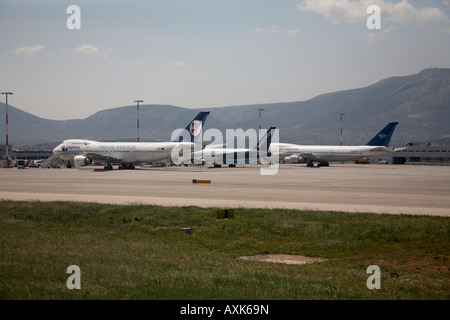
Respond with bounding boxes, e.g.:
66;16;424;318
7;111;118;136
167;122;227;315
272;122;401;167
187;126;277;167
52;111;210;170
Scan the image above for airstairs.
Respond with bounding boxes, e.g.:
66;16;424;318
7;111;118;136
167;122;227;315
41;151;62;168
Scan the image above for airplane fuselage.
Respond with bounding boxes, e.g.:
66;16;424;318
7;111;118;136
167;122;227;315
54;139;190;165
272;122;399;165
273;143;390;162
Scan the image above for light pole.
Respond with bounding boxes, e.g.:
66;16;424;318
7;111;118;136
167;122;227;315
134;100;143;142
258;108;265;131
340;113;345;146
1;92;13;166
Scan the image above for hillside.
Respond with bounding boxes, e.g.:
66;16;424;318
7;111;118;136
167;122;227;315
208;68;450;145
1;68;449;147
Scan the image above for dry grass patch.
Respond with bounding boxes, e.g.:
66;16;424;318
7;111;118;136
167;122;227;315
238;254;327;265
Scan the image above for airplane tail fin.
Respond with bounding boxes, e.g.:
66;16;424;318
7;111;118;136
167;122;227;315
172;111;210;142
365;122;398;146
257;126;276;154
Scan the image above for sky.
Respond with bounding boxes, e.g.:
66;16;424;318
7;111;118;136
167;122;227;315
0;0;449;120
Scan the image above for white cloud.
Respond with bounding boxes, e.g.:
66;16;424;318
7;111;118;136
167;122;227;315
14;45;45;58
443;0;450;8
296;0;367;24
285;29;299;36
366;26;397;43
74;44;111;58
251;25;298;36
296;0;450;25
169;60;185;67
251;25;281;35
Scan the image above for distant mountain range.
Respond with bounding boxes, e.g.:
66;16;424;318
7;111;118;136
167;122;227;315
1;68;449;148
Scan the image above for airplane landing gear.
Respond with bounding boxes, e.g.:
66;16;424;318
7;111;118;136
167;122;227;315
306;161;329;167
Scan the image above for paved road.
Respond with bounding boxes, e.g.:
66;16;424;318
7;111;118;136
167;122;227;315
1;164;449;216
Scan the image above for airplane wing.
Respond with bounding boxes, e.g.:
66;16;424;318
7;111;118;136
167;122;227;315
299;152;322;162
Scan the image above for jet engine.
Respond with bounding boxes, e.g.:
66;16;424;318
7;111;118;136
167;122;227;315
283;155;303;163
73;155;92;167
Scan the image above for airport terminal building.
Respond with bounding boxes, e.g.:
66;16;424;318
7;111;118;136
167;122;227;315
370;143;450;165
1;145;53;167
0;146;52;161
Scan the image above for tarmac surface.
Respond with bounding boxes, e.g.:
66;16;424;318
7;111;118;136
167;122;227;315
0;163;449;216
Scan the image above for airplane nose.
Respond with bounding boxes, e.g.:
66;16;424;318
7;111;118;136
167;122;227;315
53;144;63;153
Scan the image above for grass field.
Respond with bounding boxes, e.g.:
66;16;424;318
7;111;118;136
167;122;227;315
0;200;448;300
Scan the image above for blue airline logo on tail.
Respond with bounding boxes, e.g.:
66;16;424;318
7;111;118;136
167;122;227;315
366;122;398;147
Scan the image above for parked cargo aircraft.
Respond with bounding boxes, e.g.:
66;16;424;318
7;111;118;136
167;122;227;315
272;122;401;167
51;111;210;169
